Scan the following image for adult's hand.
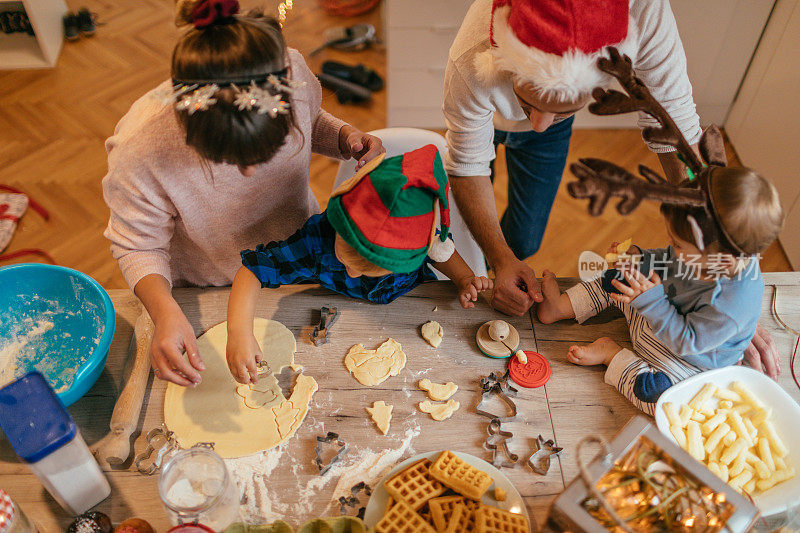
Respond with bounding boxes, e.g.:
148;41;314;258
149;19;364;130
134;274;205;387
338;125;385;169
150;306;205;386
491;257;543;316
738;325;780;380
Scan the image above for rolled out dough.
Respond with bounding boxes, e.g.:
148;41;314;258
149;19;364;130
164;319;317;458
343;338;406;386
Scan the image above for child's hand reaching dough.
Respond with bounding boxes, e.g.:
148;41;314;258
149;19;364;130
226;331;264;384
457;276;493;309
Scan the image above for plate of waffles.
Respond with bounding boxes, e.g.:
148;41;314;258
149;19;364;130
364;449;531;532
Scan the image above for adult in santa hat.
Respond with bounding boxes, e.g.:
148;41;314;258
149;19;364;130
445;0;702;317
443;0;780;378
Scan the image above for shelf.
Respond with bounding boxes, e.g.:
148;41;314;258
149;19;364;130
0;32;49;69
0;0;66;70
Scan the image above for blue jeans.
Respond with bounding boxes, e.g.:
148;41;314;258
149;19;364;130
490;116;574;259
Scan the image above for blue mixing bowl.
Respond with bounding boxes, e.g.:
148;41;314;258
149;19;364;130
0;264;115;406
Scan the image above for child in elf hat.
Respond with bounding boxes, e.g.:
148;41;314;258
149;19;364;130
226;144;492;384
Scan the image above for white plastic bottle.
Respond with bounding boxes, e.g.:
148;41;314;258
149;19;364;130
0;372;110;515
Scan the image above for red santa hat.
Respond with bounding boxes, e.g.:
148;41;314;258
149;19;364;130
475;0;637;102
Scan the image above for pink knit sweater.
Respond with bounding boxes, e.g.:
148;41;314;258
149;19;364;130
103;49;347;289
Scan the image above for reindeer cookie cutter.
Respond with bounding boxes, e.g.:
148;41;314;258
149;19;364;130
567;47;761;257
476;371;518;422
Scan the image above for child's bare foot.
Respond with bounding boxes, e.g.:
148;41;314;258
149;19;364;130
567;337;622;367
536;270;573;324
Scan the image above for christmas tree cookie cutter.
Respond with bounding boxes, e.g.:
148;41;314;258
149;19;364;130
476;371;518;422
314;431;348;475
527;434;563;475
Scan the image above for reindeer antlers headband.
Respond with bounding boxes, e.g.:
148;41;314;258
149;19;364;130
566;47;747;254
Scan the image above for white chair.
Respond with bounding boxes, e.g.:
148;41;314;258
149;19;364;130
332;127;486;279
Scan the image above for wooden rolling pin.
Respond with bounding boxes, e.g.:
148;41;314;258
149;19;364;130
92;311;154;468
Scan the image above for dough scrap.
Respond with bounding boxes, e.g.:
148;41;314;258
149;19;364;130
366;401;393;435
344;338;406;386
418;378;458;401
420;321;444;348
419;399;460;421
164;319;318;458
495;487;506;501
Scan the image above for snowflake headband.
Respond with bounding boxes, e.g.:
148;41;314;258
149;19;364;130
155;68;306;116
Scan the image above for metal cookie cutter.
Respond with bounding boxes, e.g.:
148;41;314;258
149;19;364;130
314;431;348;475
338;481;372;519
134;427;216;475
134;427;179;475
527;434;563;475
484;418;519;468
476;371;518;422
310;306;340;346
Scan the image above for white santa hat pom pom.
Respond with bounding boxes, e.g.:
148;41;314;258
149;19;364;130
428;237;455;263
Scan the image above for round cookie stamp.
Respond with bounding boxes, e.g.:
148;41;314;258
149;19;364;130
476;321;520;358
508;351;551;388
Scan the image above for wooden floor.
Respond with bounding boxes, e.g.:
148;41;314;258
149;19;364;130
0;0;790;290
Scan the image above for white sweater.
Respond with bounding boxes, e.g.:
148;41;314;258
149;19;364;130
443;0;702;177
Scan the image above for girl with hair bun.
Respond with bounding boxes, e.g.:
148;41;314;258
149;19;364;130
102;0;383;387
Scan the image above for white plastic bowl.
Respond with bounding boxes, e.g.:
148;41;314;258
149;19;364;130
655;366;800;516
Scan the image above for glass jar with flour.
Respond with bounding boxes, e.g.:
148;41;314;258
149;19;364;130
158;447;240;531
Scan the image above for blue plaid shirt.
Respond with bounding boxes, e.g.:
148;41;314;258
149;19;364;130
241;212;437;304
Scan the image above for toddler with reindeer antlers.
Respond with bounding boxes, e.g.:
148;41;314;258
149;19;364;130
536;49;784;415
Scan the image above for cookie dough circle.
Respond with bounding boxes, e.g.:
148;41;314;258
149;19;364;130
164;319;317;458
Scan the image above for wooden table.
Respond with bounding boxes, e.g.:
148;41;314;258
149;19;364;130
2;274;799;531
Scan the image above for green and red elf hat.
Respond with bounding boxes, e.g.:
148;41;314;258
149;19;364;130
327;144;454;274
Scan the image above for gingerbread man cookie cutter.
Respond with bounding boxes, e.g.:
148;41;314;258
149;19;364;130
527;434;563;475
133;427;217;475
484;418;519;469
476;371;518;422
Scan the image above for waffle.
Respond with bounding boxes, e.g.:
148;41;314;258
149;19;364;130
475;505;529;533
429;451;493;500
375;501;437;533
445;500;480;533
384;459;446;510
429;496;465;531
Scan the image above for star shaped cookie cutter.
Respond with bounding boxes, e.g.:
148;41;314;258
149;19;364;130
310;306;339;346
314;431;348;476
476;371;518;422
484;418;519;468
527;434;563;475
